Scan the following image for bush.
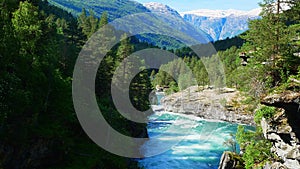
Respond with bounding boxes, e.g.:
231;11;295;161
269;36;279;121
254;106;276;124
236;125;274;169
228;152;245;169
243;140;273;169
236;125;256;150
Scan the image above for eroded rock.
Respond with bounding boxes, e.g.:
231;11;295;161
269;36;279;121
261;91;300;169
161;86;254;125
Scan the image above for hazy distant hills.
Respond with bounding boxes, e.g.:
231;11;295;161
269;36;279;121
48;0;261;45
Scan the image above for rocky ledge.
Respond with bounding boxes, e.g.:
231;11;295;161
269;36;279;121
218;151;244;169
261;91;300;169
161;86;254;125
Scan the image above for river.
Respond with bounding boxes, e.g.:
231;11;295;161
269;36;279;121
138;93;253;169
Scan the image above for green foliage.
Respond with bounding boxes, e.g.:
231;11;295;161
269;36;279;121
99;11;108;27
223;133;237;153
1;0;299;168
0;1;150;168
236;126;256;150
78;8;100;38
228;152;245;169
254;106;276;124
241;0;300;87
152;55;216;91
48;0;149;21
165;81;179;95
236;125;274;169
243;140;273;169
231;3;300;166
213;36;245;51
12;1;42;54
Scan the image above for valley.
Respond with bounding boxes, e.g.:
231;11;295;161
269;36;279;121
0;0;299;169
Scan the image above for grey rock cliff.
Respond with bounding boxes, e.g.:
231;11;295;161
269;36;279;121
161;86;254;125
261;91;300;169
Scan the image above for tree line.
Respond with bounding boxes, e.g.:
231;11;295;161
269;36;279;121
153;0;300;99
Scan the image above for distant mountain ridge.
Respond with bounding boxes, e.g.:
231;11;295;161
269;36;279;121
142;2;214;42
180;8;261;18
47;0;260;43
142;2;261;41
181;8;261;41
143;2;182;18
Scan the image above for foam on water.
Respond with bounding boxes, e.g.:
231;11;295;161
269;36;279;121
138;109;253;169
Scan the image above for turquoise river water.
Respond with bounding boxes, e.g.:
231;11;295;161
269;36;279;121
137;96;254;169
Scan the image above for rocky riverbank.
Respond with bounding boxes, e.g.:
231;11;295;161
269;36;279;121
261;91;300;169
160;86;255;125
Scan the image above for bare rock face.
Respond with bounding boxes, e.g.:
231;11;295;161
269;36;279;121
264;162;288;169
161;86;254;125
218;151;244;169
261;91;300;106
218;151;235;169
261;91;300;169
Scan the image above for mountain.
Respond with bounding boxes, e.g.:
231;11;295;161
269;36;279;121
48;0;150;21
48;0;256;46
143;2;182;18
181;8;261;41
142;2;214;44
48;0;213;48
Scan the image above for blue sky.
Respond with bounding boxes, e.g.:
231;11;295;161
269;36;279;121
135;0;262;12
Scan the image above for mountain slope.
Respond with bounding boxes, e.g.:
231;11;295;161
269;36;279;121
143;2;182;18
48;0;255;45
142;2;214;43
48;0;214;48
181;9;261;41
48;0;150;21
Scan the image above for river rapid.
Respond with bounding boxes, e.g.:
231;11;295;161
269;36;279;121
138;93;253;169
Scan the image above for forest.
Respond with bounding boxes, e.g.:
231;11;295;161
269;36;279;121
0;0;153;168
0;0;299;169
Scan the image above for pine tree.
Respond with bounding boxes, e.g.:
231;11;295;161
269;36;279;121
241;0;300;85
87;10;98;37
78;8;91;38
95;11;117;96
12;1;42;55
99;11;108;28
116;33;134;83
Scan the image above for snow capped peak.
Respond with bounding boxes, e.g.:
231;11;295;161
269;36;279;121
143;2;166;8
143;2;181;18
180;8;261;18
246;8;262;16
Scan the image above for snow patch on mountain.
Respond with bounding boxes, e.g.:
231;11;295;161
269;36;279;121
143;2;262;41
180;8;261;18
181;8;261;41
143;2;182;18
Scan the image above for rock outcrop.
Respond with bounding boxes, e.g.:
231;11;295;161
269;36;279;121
261;91;300;169
219;151;235;169
218;151;244;169
161;86;254;125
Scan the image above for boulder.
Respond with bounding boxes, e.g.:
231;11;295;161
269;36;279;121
283;159;300;169
264;162;288;169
